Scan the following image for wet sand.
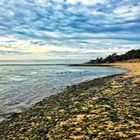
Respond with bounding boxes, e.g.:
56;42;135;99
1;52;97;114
0;62;140;139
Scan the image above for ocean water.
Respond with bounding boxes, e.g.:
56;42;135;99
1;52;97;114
0;64;125;121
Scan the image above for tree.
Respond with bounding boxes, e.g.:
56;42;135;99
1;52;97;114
86;49;140;64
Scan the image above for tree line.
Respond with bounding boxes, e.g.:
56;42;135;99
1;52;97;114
86;49;140;64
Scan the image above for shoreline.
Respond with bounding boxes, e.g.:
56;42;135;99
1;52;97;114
0;62;140;139
0;65;125;122
0;73;125;123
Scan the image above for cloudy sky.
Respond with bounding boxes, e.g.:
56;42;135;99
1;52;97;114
0;0;140;60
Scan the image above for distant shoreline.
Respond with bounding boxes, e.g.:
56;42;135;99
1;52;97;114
69;64;114;67
0;64;67;66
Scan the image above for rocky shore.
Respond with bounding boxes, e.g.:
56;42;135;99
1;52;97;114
0;63;140;140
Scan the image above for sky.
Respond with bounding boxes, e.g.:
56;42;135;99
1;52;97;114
0;0;140;61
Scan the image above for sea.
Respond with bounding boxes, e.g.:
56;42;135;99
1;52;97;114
0;60;126;121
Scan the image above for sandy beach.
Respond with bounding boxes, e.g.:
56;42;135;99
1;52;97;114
0;62;140;140
106;62;140;77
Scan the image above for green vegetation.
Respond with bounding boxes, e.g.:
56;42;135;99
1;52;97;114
86;49;140;64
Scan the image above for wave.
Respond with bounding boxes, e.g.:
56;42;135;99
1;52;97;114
9;76;25;81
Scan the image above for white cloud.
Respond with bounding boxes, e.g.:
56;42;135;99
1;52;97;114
114;6;130;15
0;0;4;6
66;0;107;5
113;5;140;20
0;35;140;60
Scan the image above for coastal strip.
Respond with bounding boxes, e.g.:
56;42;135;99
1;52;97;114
69;64;114;67
0;62;140;139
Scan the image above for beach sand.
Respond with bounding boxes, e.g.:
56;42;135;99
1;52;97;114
0;62;140;139
108;62;140;77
